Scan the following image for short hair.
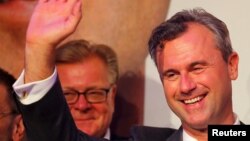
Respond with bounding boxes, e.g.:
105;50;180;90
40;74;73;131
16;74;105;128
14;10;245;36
0;68;15;94
148;8;233;66
0;68;19;113
55;39;119;84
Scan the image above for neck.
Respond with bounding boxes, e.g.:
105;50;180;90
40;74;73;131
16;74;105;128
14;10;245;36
182;113;237;141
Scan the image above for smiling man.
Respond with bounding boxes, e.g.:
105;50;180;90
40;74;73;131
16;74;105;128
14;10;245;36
148;8;242;140
55;39;123;140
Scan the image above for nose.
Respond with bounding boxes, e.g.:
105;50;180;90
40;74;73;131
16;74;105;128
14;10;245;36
73;95;91;110
180;73;196;94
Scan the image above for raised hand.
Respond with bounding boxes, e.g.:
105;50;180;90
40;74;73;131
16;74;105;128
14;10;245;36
26;0;82;47
24;0;82;83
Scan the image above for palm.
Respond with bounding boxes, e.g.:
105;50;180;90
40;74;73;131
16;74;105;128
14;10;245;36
27;0;82;46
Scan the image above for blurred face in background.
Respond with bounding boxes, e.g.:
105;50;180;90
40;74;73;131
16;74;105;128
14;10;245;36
57;56;116;138
0;84;25;141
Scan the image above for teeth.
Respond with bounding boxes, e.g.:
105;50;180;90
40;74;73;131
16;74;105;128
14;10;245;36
184;96;203;104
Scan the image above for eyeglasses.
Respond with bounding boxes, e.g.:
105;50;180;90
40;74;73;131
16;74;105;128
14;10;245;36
63;87;112;104
0;111;18;119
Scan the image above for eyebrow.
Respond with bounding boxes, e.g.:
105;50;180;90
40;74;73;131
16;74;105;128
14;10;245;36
63;86;109;92
189;60;207;68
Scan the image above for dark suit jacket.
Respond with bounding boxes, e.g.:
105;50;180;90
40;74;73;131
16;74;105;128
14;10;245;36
164;122;246;141
15;79;176;141
165;127;182;141
110;133;129;141
130;125;176;141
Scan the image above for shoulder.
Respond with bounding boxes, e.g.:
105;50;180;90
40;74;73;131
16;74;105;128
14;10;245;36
110;133;129;140
130;125;176;141
240;121;245;125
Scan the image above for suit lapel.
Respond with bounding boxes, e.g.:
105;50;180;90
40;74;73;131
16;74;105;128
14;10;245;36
166;127;183;141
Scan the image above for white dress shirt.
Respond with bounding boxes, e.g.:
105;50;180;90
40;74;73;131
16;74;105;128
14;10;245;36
183;114;240;141
13;69;57;105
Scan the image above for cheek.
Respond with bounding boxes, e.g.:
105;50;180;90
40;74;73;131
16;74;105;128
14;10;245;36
94;104;113;127
95;103;112;116
163;80;178;98
162;81;179;109
100;101;114;119
198;68;228;89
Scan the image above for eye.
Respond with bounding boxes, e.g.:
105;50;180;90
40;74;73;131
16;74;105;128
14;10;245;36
163;71;179;81
63;91;75;96
87;89;106;95
192;65;205;73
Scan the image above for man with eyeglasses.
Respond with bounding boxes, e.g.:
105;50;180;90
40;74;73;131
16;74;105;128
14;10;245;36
0;68;26;141
55;39;124;140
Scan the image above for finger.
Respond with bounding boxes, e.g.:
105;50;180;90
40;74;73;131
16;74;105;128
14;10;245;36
68;0;82;29
67;0;79;10
38;0;49;3
72;0;82;16
56;0;67;2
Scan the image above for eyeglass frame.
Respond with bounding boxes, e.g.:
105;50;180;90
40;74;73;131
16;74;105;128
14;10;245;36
63;86;113;104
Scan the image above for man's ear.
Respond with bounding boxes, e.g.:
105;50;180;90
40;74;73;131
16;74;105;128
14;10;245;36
12;114;26;141
111;84;117;100
228;52;239;80
109;84;117;109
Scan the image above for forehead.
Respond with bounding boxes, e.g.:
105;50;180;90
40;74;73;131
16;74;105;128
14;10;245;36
57;56;110;88
156;23;221;68
58;56;109;75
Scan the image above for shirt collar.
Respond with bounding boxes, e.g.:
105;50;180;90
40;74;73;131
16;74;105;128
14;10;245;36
183;129;197;141
103;128;110;140
234;113;240;125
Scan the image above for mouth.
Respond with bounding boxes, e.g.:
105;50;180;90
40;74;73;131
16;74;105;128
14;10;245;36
74;117;95;121
73;115;96;121
183;95;205;104
74;118;96;125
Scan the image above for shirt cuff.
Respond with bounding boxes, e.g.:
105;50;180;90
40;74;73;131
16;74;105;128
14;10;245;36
13;69;57;105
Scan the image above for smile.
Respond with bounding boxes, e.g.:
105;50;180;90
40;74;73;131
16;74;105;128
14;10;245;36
183;95;204;104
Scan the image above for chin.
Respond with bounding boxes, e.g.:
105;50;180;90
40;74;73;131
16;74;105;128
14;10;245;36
182;116;209;130
79;128;101;137
189;120;209;130
77;125;94;134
